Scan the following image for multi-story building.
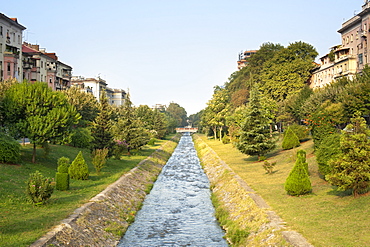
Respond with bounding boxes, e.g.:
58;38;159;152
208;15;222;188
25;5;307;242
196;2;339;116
237;50;257;70
310;46;357;89
338;0;370;73
22;42;72;90
0;13;26;81
71;76;126;105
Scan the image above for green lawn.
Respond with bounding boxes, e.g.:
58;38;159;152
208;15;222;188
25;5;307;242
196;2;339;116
0;136;175;247
199;134;370;247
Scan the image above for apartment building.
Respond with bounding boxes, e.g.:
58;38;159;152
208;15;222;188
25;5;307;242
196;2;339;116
0;13;26;81
71;76;126;106
237;50;257;70
22;42;72;90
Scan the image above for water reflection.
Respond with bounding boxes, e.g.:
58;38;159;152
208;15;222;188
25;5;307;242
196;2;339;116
118;134;227;247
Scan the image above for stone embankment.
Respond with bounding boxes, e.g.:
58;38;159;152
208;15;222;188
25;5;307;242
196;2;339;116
193;134;314;247
30;136;180;247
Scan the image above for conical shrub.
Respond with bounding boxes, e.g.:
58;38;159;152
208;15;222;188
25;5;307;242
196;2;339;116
282;126;300;150
69;151;89;180
284;150;311;196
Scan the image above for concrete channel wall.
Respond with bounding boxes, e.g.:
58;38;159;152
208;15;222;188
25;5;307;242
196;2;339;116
30;137;179;247
193;135;314;247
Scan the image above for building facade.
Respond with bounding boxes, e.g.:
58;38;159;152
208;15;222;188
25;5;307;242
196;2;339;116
0;13;26;81
237;50;257;70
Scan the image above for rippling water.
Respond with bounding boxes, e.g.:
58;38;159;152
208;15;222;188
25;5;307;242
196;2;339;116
118;134;227;247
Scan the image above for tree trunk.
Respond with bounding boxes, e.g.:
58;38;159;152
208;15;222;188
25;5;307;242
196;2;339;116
213;127;217;140
32;143;36;163
219;127;222;142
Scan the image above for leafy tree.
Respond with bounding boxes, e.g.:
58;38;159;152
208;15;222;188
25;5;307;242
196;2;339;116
236;87;276;159
203;87;230;141
284;150;311;196
226;105;248;146
91;90;114;153
326;113;370;197
282;126;300;150
112;93;149;155
3;82;80;163
165;102;188;132
136;105;167;139
63;87;99;126
0;78;17;130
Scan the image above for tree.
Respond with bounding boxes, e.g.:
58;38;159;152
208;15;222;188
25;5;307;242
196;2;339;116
236;86;276;159
136;105;167;139
91;90;114;153
326;113;370;197
112;93;149;155
165;102;187;133
69;151;89;180
284;150;311;196
203;87;230;141
3;82;80;163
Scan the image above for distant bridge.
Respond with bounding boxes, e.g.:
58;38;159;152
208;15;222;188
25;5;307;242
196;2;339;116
175;127;198;133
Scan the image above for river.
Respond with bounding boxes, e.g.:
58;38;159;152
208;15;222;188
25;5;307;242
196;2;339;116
118;133;228;247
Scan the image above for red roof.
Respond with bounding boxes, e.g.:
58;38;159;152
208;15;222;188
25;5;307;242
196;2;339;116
22;44;39;53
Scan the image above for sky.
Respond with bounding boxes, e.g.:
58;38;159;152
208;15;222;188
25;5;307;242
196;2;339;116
1;0;364;115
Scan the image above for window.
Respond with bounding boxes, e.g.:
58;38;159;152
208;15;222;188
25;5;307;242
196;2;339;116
351;34;354;42
0;43;2;53
0;26;2;36
359;53;364;64
18;35;20;44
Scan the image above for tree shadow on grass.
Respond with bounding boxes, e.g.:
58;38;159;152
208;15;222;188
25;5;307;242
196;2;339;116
326;187;353;197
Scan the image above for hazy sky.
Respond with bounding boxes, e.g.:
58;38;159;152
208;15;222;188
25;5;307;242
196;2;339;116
2;0;363;115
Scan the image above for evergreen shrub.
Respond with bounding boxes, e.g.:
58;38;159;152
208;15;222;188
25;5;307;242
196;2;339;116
222;135;230;144
70;127;94;148
282;126;300;150
284;150;311;196
69;151;89;180
0;133;21;164
147;138;157;146
56;157;70;190
92;148;108;175
26;171;55;204
316;133;341;177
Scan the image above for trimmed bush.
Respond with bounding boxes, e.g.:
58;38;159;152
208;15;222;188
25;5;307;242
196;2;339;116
284;150;312;196
26;171;55;204
282;126;300;150
56;157;70;190
222;135;230;144
69;151;89;180
147;138;157;146
55;173;69;191
0;132;21;164
316;133;341;177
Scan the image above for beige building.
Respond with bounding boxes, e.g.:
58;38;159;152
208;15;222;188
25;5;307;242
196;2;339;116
0;13;26;81
237;50;257;70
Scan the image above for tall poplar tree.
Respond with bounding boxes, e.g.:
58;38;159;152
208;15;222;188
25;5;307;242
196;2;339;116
236;87;275;159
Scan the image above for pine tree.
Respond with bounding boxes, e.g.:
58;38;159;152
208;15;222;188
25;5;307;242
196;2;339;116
112;93;149;155
285;150;311;196
236;87;275;159
91;90;114;153
326;113;370;196
282;126;300;150
69;151;89;180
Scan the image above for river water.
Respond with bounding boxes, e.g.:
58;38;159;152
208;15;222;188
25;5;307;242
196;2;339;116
118;133;228;247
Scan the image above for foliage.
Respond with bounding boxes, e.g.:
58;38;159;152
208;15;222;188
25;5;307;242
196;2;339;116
289;123;309;141
222;135;230;144
69;151;89;180
326;114;370;196
282;126;300;150
262;160;276;174
136;105;167;139
55;172;69;191
0;132;21;163
57;157;70;173
112;93;149;155
0;78;17;129
2;82;80;163
92;148;109;175
147;138;157;146
63;87;99;126
56;157;70;191
226;105;247;146
26;170;55;204
316;133;341;177
236;87;276;159
70;127;94;148
202;86;230;141
165;102;188;133
90;90;114;153
284;150;311;196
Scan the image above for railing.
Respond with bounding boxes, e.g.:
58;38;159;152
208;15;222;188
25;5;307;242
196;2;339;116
175;127;198;133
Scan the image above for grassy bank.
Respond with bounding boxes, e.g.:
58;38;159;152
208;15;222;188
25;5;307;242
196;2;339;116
0;135;177;247
198;134;370;247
